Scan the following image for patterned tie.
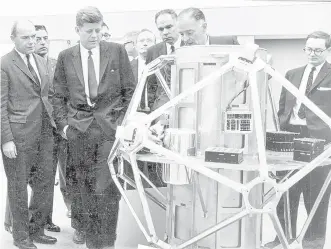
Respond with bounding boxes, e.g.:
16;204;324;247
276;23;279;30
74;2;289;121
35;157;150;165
298;66;316;119
26;54;40;85
88;50;98;102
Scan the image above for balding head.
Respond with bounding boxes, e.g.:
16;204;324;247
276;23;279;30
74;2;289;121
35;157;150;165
11;20;36;54
11;20;35;37
177;8;207;46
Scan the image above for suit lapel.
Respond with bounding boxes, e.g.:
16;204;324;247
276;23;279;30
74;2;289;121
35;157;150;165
12;50;37;84
293;66;306;89
160;42;167;56
309;62;331;93
130;58;138;83
71;45;85;86
99;41;110;82
97;42;111;95
33;54;45;90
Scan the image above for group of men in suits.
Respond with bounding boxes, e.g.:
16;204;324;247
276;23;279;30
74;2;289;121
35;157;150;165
2;4;331;249
1;6;134;249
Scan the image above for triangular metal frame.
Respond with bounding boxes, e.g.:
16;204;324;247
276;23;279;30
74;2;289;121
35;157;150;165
108;45;331;249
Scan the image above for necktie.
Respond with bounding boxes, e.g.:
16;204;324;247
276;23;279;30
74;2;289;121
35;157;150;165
298;66;316;119
88;50;98;102
170;45;175;54
26;54;40;85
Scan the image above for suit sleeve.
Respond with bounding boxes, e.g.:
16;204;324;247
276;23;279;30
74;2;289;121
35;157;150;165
52;51;69;131
145;48;159;109
116;45;135;124
1;68;14;145
277;71;290;121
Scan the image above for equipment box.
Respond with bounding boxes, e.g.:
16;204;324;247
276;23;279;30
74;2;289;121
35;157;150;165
205;147;243;164
293;150;323;162
293;138;325;152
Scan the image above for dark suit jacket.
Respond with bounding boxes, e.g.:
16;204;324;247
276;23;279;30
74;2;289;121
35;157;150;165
47;57;57;82
53;41;134;137
145;36;240;111
278;62;331;141
130;58;138;84
1;49;55;145
145;35;239;65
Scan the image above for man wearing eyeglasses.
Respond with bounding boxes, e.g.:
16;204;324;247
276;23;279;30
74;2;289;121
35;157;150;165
264;31;331;249
100;22;111;42
131;29;156;84
123;31;139;61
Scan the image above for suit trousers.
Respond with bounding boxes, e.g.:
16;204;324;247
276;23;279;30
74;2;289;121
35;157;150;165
276;124;331;249
46;131;71;224
67;120;120;248
4;130;65;228
2;116;54;241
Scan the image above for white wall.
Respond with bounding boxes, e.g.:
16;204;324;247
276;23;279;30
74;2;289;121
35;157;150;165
1;2;330;43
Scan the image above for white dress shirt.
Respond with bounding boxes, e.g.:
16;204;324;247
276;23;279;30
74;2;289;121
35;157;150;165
289;62;325;126
15;49;41;83
205;35;210;45
79;43;100;106
166;37;182;55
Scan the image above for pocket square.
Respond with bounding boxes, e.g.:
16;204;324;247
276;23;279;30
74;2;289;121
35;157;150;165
317;87;331;91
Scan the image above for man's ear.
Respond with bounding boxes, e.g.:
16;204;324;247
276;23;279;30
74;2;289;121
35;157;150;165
202;22;207;31
75;26;80;35
10;35;15;42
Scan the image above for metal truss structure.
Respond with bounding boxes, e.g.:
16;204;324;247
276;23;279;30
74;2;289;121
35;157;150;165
107;45;331;249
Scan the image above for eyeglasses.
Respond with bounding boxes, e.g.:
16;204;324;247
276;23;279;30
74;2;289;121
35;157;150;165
124;41;134;46
303;47;326;56
102;33;111;39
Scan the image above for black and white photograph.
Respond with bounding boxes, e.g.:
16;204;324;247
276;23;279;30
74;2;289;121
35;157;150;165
0;1;331;249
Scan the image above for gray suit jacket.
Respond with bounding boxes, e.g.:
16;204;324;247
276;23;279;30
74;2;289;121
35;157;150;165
1;49;55;145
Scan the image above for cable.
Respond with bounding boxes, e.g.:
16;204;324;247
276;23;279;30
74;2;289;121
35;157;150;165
226;80;249;111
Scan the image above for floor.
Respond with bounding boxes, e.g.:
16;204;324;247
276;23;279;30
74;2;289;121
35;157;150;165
0;154;330;249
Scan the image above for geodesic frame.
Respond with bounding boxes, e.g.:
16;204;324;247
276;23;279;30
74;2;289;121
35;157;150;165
107;45;331;249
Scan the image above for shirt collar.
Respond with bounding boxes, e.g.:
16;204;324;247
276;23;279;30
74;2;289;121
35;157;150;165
79;43;100;56
166;37;182;54
205;35;210;45
173;37;182;49
15;48;29;62
138;55;146;65
307;61;325;75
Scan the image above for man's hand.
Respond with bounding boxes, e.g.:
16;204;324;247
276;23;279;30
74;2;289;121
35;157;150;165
61;125;69;140
148;121;165;145
2;141;17;158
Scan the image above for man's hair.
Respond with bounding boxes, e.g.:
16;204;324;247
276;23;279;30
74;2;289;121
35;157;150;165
136;29;156;43
102;22;109;29
76;6;103;27
155;9;177;23
35;25;48;33
178;7;206;22
307;31;331;49
11;20;34;37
